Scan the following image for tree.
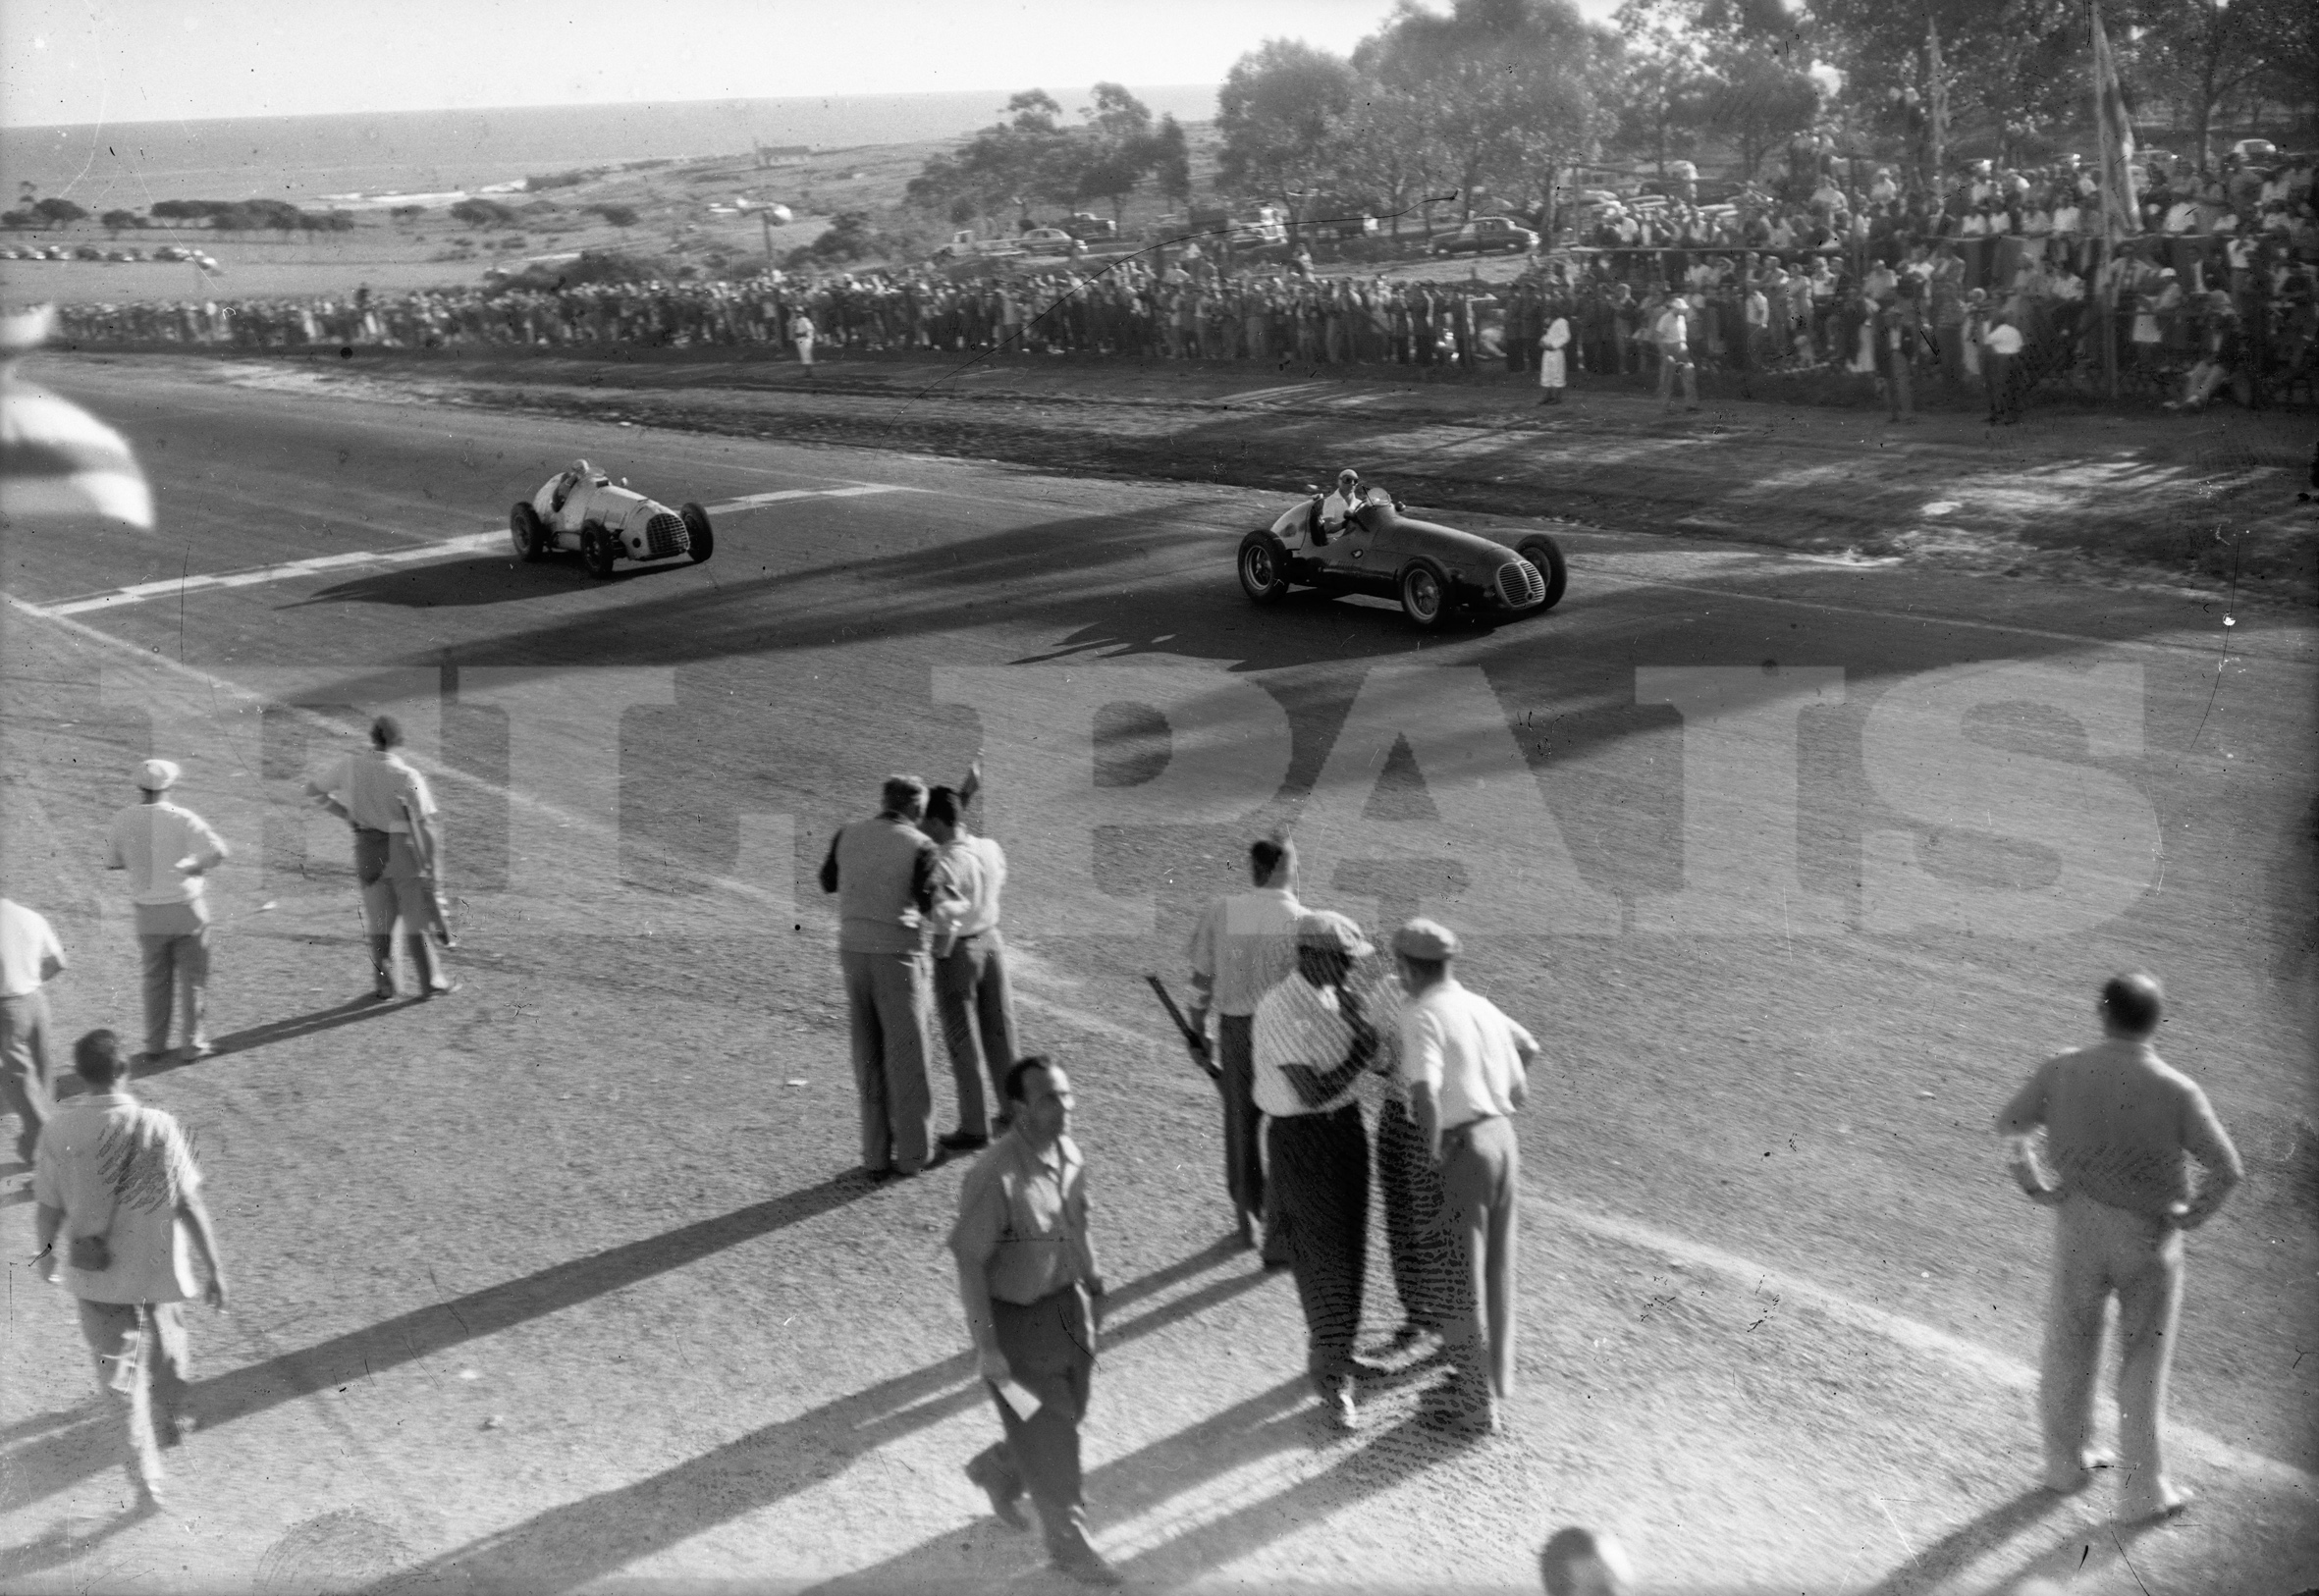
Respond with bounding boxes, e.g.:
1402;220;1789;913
32;196;86;226
1610;0;1713;178
1151;115;1194;207
1334;84;1447;238
1215;38;1360;244
99;208;141;236
1074;82;1159;224
1701;37;1823;180
2129;0;2280;168
589;203;639;230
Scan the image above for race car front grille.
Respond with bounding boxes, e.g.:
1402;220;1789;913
644;511;689;559
1496;559;1545;608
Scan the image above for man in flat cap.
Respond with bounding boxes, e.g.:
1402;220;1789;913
1186;834;1305;1258
104;761;229;1066
1252;909;1391;1429
307;716;454;1001
1395;918;1537;1435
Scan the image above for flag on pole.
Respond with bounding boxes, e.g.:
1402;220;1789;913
1926;19;1949;186
2091;0;2139;240
1;304;156;529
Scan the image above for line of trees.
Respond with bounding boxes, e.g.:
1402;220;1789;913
895;0;2315;254
149;198;353;233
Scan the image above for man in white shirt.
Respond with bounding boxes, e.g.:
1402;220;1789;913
1395;918;1537;1435
925;770;1015;1150
104;761;229;1066
1;896;68;1165
1186;835;1304;1257
1651;294;1699;414
306;716;452;1001
33;1029;230;1507
1252;911;1389;1430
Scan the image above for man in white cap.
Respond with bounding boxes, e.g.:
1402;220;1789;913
1394;917;1537;1435
1252;909;1391;1430
104;761;229;1066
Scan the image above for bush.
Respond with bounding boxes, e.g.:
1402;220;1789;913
0;209;33;229
33;197;88;225
99;209;144;233
589;203;640;229
487;248;669;293
391;205;426;220
524;169;595;190
450;197;519;228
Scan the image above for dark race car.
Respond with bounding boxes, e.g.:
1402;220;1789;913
509;459;714;578
1237;482;1568;628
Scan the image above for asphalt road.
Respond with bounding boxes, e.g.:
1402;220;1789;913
1;357;2313;1594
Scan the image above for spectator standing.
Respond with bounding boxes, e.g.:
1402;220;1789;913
1537;306;1570;405
1186;835;1305;1259
1252;911;1387;1430
1994;973;2240;1520
305;715;454;1001
788;307;817;373
1;895;67;1165
951;1057;1119;1587
820;775;945;1180
925;767;1016;1149
104;761;227;1067
33;1029;229;1507
1982;310;2025;424
1652;293;1699;413
1396;918;1537;1435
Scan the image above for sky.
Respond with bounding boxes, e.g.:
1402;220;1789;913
0;0;1612;130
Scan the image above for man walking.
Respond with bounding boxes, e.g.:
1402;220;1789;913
34;1029;230;1507
1253;911;1389;1430
1652;293;1700;413
950;1056;1119;1587
1186;835;1305;1258
820;774;944;1180
1396;918;1537;1435
926;766;1016;1149
1995;972;2241;1520
1;895;67;1166
306;716;453;1001
105;761;228;1066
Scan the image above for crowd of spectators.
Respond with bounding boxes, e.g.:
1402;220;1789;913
39;141;2319;414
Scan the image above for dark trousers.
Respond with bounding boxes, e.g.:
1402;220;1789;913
839;948;936;1173
971;1285;1097;1557
0;989;54;1163
1376;1097;1466;1334
935;931;1016;1138
1268;1102;1370;1392
1215;1017;1281;1251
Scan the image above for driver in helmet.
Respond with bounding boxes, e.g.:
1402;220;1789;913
1318;468;1368;542
550;459;594;515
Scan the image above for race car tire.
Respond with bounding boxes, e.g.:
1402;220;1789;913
580;529;619;579
1238;530;1292;605
681;502;715;564
510;502;549;562
1516;534;1570;613
1398;560;1448;628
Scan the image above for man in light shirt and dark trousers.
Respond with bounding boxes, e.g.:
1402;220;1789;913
306;716;454;1001
820;774;947;1180
1;896;68;1166
949;1056;1119;1587
104;761;229;1067
925;766;1016;1149
1252;910;1394;1430
1395;917;1537;1436
1186;835;1304;1259
1995;971;2242;1521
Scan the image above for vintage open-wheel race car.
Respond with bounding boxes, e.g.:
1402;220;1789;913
1237;480;1568;628
510;459;715;578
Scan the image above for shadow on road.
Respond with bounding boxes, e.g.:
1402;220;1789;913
130;997;415;1079
348;1240;1269;1594
1850;1486;2063;1595
0;1172;876;1514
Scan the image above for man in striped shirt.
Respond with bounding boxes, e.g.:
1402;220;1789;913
104;762;229;1066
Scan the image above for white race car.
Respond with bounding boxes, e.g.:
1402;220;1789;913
510;459;714;577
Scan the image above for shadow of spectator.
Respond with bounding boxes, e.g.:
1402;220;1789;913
0;1496;163;1584
0;1172;876;1514
129;996;416;1079
1850;1486;2064;1595
348;1242;1267;1594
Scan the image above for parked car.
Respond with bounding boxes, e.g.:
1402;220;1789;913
1429;216;1538;257
1061;212;1117;240
1014;226;1084;257
74;245;104;260
510;458;714;578
1238;481;1567;629
2231;138;2279;165
153;244;190;262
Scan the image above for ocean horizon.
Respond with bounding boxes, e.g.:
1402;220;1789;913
0;86;1218;210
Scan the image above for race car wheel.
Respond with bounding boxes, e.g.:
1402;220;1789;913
681;502;715;564
509;502;549;562
580;529;619;579
1398;561;1448;628
1516;534;1570;613
1238;530;1292;605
